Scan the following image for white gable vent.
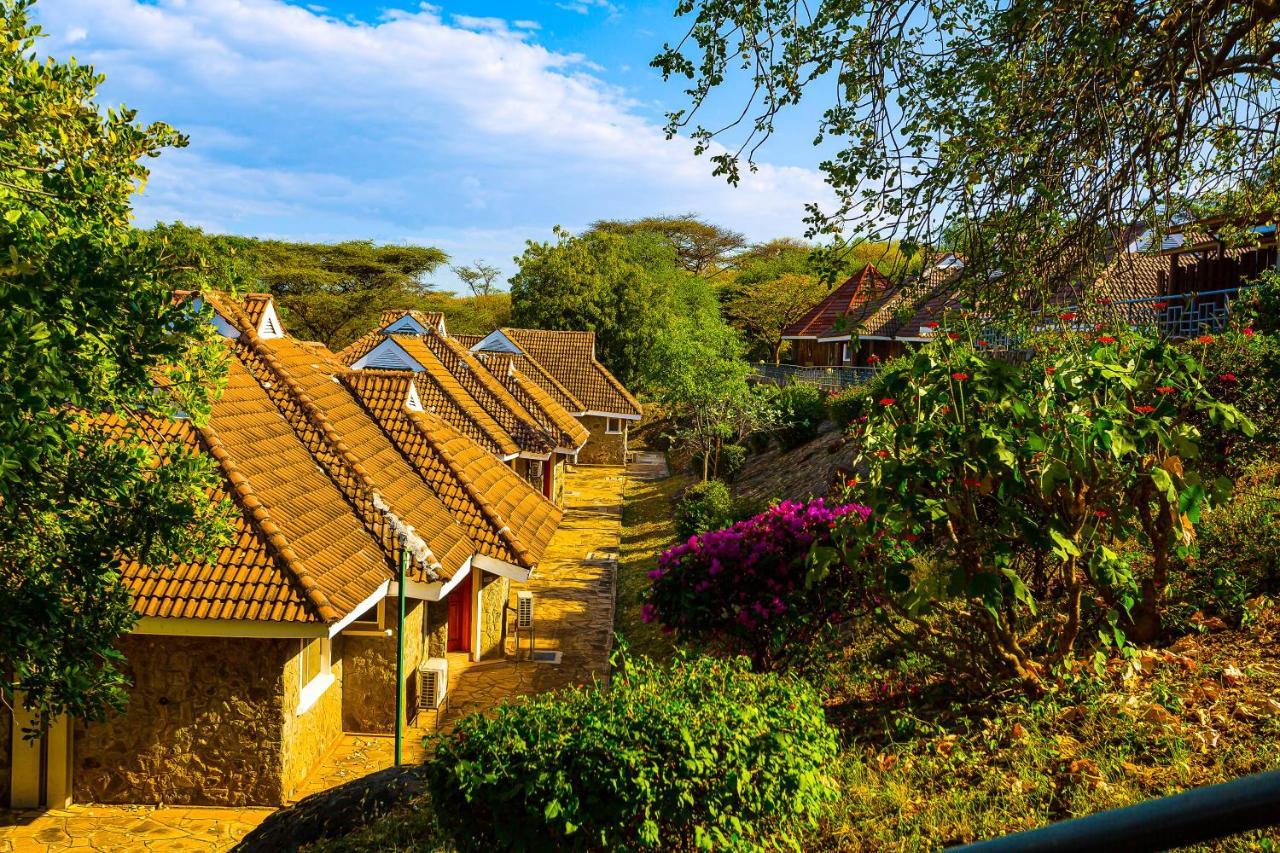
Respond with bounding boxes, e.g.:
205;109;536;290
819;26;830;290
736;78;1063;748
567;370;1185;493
472;330;522;354
406;382;424;412
256;301;284;339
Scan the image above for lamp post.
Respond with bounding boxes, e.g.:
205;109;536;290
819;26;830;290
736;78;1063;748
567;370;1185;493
394;540;408;767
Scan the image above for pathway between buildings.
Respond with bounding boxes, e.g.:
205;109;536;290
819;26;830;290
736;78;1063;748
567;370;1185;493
0;462;633;852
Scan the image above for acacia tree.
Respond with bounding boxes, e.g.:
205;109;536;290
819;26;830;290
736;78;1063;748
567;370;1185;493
588;214;746;276
656;1;1280;299
452;259;503;297
1;2;232;725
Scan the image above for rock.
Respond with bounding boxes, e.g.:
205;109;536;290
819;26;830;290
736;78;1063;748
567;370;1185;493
236;764;428;852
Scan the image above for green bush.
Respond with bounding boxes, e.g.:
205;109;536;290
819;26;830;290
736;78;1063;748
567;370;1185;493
423;654;840;852
774;382;826;450
1195;325;1280;471
825;386;868;428
717;443;748;480
674;479;735;539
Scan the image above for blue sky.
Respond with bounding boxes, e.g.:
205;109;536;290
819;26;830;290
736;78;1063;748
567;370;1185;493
33;0;835;291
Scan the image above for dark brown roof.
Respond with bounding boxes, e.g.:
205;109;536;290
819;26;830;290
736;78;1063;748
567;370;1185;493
782;264;894;339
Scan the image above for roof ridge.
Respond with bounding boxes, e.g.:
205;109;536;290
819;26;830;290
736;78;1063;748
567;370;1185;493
194;421;341;623
432;333;555;449
505;364;588;448
495;348;584;412
395;335;519;456
232;327;444;578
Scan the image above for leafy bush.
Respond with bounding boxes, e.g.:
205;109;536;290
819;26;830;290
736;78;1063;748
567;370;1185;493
647;498;870;669
717;443;748;480
774;382;826;449
424;653;840;852
822;325;1254;688
825;385;868;429
674;479;735;539
1195;325;1280;470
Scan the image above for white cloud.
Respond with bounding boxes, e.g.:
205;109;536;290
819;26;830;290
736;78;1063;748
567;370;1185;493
35;0;834;286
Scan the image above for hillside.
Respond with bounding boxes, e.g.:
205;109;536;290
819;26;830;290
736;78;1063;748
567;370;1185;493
731;425;857;508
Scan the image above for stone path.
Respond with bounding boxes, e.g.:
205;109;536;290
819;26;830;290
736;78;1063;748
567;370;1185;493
0;463;632;850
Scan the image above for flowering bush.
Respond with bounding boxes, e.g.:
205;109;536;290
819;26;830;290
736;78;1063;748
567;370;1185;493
425;653;839;851
819;324;1254;688
645;498;869;669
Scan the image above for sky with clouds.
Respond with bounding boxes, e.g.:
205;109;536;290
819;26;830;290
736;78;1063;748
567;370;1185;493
33;0;836;291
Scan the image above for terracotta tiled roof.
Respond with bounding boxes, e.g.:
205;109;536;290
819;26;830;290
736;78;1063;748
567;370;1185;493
477;354;590;450
492;328;641;417
380;309;445;332
259;337;475;578
337;330;385;365
782;264;894;339
452;334;484;348
345;371;562;570
242;293;274;330
484;351;585;413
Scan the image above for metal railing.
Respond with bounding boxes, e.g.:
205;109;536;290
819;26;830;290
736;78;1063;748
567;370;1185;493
1084;286;1255;338
750;363;877;391
956;768;1280;851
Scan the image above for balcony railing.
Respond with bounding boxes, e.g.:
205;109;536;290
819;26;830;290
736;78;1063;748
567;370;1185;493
751;363;878;391
1092;286;1255;338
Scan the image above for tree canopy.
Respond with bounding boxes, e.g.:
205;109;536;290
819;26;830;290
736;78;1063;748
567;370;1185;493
656;0;1280;299
588;214;746;276
1;2;232;725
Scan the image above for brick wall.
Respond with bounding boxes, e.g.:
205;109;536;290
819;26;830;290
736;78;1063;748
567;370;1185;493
577;414;627;464
73;635;289;806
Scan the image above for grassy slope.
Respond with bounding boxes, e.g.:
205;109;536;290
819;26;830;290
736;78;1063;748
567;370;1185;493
615;464;689;662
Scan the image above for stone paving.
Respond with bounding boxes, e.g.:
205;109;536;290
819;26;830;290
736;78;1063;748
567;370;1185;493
1;462;633;851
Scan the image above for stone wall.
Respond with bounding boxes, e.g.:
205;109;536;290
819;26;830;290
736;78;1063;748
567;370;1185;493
0;701;10;806
478;574;510;660
426;598;449;660
73;635;289;806
280;637;344;802
577;415;627;465
339;600;426;733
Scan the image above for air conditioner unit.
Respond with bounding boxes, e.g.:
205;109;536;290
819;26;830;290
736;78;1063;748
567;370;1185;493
516;591;534;629
417;657;448;711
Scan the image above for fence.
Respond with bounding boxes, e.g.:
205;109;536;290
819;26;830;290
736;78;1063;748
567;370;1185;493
750;363;877;391
1094;286;1254;338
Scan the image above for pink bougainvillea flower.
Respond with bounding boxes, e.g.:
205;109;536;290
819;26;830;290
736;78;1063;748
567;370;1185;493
1220;372;1238;383
1097;335;1117;344
1059;311;1077;321
1243;327;1255;337
1155;385;1175;395
951;372;969;381
1134;404;1156;414
1197;334;1214;344
879;397;896;406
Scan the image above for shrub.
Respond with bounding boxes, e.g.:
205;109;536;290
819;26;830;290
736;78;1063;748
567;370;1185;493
716;443;748;480
1195;325;1280;470
774;382;825;449
424;653;840;852
821;324;1254;688
825;385;867;428
674;479;735;539
647;498;870;669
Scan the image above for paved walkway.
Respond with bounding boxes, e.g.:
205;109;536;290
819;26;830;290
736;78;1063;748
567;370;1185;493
1;463;633;851
287;462;629;802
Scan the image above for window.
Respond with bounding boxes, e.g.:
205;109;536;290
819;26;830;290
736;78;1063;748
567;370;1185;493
344;600;386;636
841;343;851;363
605;417;623;434
297;637;333;715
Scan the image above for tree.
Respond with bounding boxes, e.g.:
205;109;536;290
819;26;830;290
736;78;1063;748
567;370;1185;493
509;227;683;388
724;271;829;363
589;214;746;276
256;239;448;348
1;2;232;726
655;0;1280;300
451;259;503;297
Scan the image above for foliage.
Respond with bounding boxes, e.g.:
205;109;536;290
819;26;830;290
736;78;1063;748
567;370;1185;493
430;292;512;336
1196;293;1280;468
450;259;502;297
723;271;829;363
821;325;1253;688
717;442;748;481
773;382;826;450
648;499;870;669
654;0;1280;300
510;226;684;387
425;652;839;852
0;2;232;725
673;479;736;540
588;214;745;275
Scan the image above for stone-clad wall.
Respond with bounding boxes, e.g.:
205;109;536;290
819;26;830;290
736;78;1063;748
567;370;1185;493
577;415;627;465
73;635;289;806
478;574;510;660
426;599;449;659
281;637;344;802
340;600;426;733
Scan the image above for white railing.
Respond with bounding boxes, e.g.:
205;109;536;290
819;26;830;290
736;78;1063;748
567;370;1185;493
1098;287;1253;337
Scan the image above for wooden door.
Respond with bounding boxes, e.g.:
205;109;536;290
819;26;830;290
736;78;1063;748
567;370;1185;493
542;459;554;499
446;573;472;653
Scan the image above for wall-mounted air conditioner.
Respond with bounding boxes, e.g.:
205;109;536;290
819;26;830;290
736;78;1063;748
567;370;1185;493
417;657;448;711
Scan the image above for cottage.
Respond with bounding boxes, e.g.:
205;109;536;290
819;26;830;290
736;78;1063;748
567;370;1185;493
3;294;561;809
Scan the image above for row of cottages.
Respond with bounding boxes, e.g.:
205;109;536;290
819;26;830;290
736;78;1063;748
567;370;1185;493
783;227;1279;368
1;295;640;810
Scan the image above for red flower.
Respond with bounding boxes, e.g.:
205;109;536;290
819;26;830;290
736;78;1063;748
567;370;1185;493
902;533;919;542
951;372;969;381
947;332;961;341
1219;372;1238;383
845;477;859;487
940;404;952;414
977;339;989;348
1045;366;1057;375
1243;327;1255;337
875;449;891;458
869;354;881;363
1059;311;1076;321
1153;301;1169;310
925;321;940;329
1094;510;1109;519
962;477;984;488
879;397;896;406
1097;335;1117;344
1155;385;1175;395
1197;334;1214;345
1134;404;1156;414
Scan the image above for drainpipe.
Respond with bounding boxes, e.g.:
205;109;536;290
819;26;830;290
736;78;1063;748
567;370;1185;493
394;540;408;767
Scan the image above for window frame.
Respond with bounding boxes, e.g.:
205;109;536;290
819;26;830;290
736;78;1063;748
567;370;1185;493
343;600;387;636
296;636;333;715
605;417;623;434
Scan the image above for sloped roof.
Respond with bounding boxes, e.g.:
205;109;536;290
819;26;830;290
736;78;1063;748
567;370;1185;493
345;371;562;570
338;309;448;365
488;328;642;417
477;354;590;450
452;333;484;348
782;264;894;339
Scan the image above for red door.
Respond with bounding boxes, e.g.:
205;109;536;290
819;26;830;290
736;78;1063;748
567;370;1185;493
446;573;472;653
543;458;554;499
